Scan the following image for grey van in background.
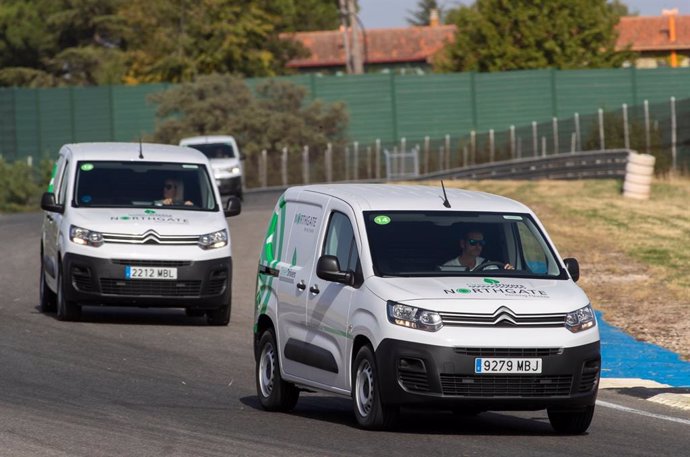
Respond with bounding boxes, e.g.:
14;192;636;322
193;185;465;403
180;136;244;199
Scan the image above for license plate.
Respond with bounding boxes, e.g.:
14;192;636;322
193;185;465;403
474;358;542;374
125;266;177;280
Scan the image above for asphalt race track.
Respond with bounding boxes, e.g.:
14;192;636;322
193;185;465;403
1;191;689;457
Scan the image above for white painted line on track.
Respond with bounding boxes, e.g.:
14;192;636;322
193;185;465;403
597;400;690;426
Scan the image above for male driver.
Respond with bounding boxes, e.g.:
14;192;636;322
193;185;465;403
443;229;513;270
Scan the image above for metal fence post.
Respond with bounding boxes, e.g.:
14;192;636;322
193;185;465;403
345;146;350;181
644;99;650;154
281;147;288;186
375;139;381;179
671;96;677;171
541;137;546;157
510;125;515;158
302;145;309;184
326;143;333;183
532;122;538;157
423;136;430;174
366;145;372;179
598;108;605;151
353;141;359;181
622;104;630;150
552;117;559;154
489;129;495;162
574;112;581;151
260;149;267;188
470;130;476;164
445;134;450;169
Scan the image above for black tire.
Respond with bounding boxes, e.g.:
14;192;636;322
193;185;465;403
56;265;81;322
39;258;57;313
352;345;398;430
547;405;595;434
255;328;299;411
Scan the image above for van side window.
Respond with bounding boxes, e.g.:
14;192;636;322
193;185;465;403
323;211;359;272
56;160;70;205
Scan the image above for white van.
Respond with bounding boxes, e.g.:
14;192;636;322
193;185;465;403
254;184;600;433
39;142;241;325
179;136;244;199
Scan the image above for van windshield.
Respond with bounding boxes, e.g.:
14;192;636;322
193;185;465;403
73;161;218;211
185;143;236;159
363;211;566;279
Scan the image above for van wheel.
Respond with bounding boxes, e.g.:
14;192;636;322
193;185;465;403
206;304;231;326
352;345;398;430
39;259;56;313
547;405;595;434
56;265;81;322
256;328;299;411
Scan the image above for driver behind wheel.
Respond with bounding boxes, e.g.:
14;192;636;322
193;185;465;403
442;228;514;271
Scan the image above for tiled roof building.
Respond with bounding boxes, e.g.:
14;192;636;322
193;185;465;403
283;13;690;73
616;13;690;68
283;25;456;73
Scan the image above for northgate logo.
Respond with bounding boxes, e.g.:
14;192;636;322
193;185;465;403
294;213;318;227
443;278;548;297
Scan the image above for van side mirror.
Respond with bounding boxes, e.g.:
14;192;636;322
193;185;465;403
224;196;241;217
41;192;64;214
316;255;354;286
563;258;579;282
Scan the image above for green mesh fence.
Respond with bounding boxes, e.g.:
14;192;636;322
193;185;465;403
2;67;690;164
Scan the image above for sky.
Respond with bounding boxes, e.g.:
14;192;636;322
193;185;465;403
357;0;689;29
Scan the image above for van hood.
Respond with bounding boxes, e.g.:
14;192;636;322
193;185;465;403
69;208;225;235
365;275;589;314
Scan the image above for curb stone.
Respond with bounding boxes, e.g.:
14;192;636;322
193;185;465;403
600;378;690;411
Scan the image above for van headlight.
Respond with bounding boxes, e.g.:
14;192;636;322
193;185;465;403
69;225;103;247
565;304;596;333
387;301;443;332
198;229;228;250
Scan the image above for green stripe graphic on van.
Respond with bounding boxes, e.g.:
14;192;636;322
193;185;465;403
256;195;288;318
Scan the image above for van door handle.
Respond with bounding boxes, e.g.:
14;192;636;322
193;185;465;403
296;281;306;291
309;285;320;295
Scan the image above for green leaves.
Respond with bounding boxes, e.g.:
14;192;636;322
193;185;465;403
149;74;348;158
0;0;340;86
439;0;634;72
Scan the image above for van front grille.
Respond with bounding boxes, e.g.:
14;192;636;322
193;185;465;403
100;279;202;296
440;374;572;397
454;347;562;357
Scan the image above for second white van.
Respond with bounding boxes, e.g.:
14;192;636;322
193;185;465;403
254;184;600;432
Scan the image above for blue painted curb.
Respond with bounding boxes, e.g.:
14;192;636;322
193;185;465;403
597;311;690;387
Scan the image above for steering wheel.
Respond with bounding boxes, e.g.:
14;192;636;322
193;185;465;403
475;261;506;271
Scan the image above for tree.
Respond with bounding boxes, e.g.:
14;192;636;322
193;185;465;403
437;0;634;72
407;0;444;26
149;73;348;158
0;0;340;86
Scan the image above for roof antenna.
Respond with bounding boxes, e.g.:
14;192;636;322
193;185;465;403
441;180;451;208
138;136;144;159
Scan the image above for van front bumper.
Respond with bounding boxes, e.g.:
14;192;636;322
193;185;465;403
62;252;231;309
216;176;242;197
375;338;600;411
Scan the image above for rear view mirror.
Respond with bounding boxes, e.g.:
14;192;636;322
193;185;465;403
316;255;354;286
563;258;579;282
40;192;64;214
224;196;241;217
